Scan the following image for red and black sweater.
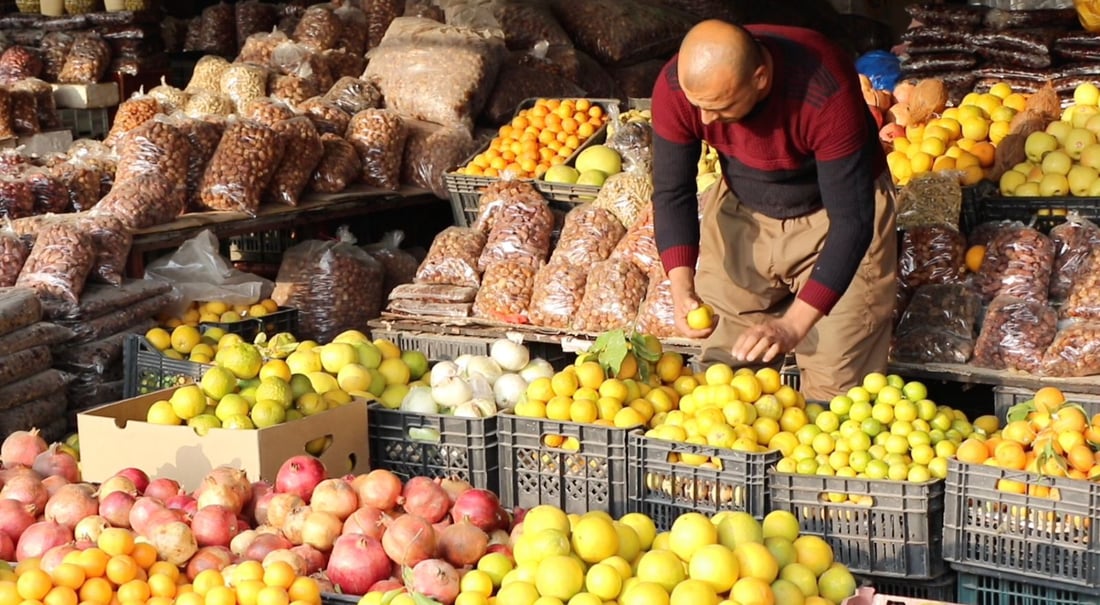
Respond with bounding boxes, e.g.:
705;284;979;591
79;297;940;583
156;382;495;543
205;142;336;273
652;24;886;315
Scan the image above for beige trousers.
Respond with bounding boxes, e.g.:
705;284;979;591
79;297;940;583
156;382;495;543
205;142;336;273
695;174;897;402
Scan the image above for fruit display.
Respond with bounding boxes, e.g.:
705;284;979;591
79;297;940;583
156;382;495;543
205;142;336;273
543;144;624;188
158;299;285;329
455;98;608;180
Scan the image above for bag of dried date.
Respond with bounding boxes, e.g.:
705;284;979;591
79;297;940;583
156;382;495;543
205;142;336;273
11;79;57;131
0;220;28;288
551;204;626;266
892;283;981;364
972;294;1057;373
975;222;1055;304
898;223;966;291
480;52;586;126
235;1;279;50
113;115;190;185
40;32;73;82
363;17;507;131
364;231;419;299
472;258;541;324
574;258;648;332
634;274;679;339
1049;213;1100;303
401;120;475;199
57;34;110;84
294;4;344;52
272;236;385;343
442;0;572;51
168;114;224;211
322;77;382;116
1042;321;1100;377
415;226;486;288
478;190;554;270
364;0;403;49
310;133;361;194
80;211;132;287
199;117;286;215
609;206;661;277
48;155;101;213
104;92;161;148
0;173;33;220
474;178;544;234
15;216;97;308
526;260;587;329
347;109;408;191
264;116;324;207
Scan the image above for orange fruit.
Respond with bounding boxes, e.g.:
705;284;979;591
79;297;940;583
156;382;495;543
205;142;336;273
262;562;296;590
116;581;149;604
1034;387;1066;413
956;438;990;464
257;587;290;605
1053;407;1088;434
16;571;52;603
994;441;1027;470
129;544;156;571
287;578;320;605
965;245;986;273
49;566;84;592
42;587;76;605
78;578;112;605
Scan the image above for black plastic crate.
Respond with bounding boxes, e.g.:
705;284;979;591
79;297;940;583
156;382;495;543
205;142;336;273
944;459;1100;591
956;568;1100;605
769;471;946;578
122;334;209;399
199;307;298;342
58;107;111;140
960;180;998;235
992;385;1100;424
856;571;958;603
366;404;499;492
498;414;632;517
968;194;1100;234
227;229;298;264
628;433;780;530
368;328;573;369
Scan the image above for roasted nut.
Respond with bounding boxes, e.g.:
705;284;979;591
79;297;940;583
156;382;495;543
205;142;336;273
173;115;225;210
271;41;333;91
610;207;661;276
199;118;286;215
574;258;648;332
183;90;235;117
528;261;588;329
478;189;554;270
552;204;627;266
197;3;235;56
114;118;189;188
473;259;540;323
975;223;1054;304
474;177;546;234
323;77;381;115
415;226;485;288
235;1;279;50
264;117;323;206
1042;322;1100;377
1061;246;1100;321
346;108;407;191
892;283;981;364
0;149;27;172
80;212;132;287
0;175;34;220
635;275;680;338
294;5;343;52
1050;215;1100;303
148;79;190;115
310;133;360;193
401;120;474;198
219;62;269;113
24;168;68;215
322;49;366;80
241;97;295;128
0;46;43;83
57;34;109;84
0;87;14;139
104;95;161;148
48;159;101;213
549;0;692;65
0;228;28;287
96;174;183;229
15;219;96;305
8;89;37;136
186;55;230;93
899;224;966;291
367;246;419;299
297;97;350;136
238;30;289;65
972;294;1056;373
365;0;403;49
268;73;320;108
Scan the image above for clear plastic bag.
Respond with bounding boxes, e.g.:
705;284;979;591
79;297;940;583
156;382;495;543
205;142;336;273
0;174;33;220
265;116;324;206
148;77;190;114
527;260;587;329
172;115;224;211
8;89;37;136
0;346;52;390
114;116;189;186
1049;213;1100;303
53;320;150;374
364;0;403;49
0;370;68;414
334;4;368;55
364;231;421;299
895;172;963;231
975;223;1055;304
241;96;295;128
0;88;12;140
1061;246;1100;321
95;173;184;229
593;173;653;229
12;78;58;131
24;168;68;215
57;291;172;343
219;62;270;112
363;16;507;131
199;118;286;215
0;288;41;338
297;97;350;136
238;30;289;65
294;4;343;52
474;178;546;235
57;34;109;83
271;236;385;343
0;221;28;288
323;76;382;115
892;283;981;364
442;0;572;50
635;275;679;339
609;206;661;276
322;48;366;80
198;3;236;57
605;105;654;176
185;55;230;93
81;212;132;287
346;109;408;191
481;54;586;125
415;226;485;288
472;258;540;323
551;204;627;266
0;46;43;83
0;148;28;171
401;119;475;198
235;0;279;50
406;0;446;21
183;90;235;117
573;258;648;332
15;217;96;308
271;41;333;91
479;191;554;270
1042;321;1100;377
898;223;966;291
267;73;318;107
39;32;73;82
48;156;101;213
0;322;70;359
310;133;361;194
389;283;477;302
548;0;693;66
64;279;171;322
104;93;161;148
972;294;1057;373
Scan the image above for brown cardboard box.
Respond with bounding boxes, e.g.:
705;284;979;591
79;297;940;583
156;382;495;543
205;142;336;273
78;387;370;491
52;82;121;109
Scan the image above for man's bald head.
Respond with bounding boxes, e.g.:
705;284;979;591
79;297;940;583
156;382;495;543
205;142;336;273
678;20;763;92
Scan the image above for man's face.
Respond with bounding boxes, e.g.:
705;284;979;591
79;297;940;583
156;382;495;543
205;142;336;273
684;74;759;125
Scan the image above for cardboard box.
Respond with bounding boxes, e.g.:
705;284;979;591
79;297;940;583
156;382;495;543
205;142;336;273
52;82;120;109
842;586;963;605
0;129;74;156
78;387;370;491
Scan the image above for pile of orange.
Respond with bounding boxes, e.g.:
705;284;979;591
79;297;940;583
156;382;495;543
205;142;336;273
954;386;1100;495
458;98;607;179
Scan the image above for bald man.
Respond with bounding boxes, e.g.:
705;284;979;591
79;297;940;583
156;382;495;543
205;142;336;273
651;20;896;401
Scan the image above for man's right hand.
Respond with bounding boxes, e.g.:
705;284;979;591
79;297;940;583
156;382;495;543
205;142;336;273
668;266;714;339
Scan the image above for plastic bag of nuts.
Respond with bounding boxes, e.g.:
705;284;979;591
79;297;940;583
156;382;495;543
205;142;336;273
0;88;13;140
96;173;184;229
12;79;57;131
184;90;235;118
898;223;966;291
310;133;361;194
0;148;28;171
415;226;486;288
294;5;343;52
593;173;654;229
363;17;507;131
57;34;109;84
241;97;295;128
443;0;573;51
365;0;403;49
527;260;588;329
80;211;132;287
1049;213;1100;303
220;62;270;113
0;174;33;220
264;116;323;206
114;116;190;186
892;283;981;364
0;46;43;83
364;231;419;299
322;77;381;115
0;222;28;288
197;3;236;57
1060;246;1100;321
24;168;68;215
48;156;101;213
401;119;475;198
239;30;289;65
8;89;36;136
474;178;546;235
970;219;1011;250
104;93;161;148
971;294;1057;373
472;258;540;323
573;257;648;332
269;73;320;108
199;117;286;215
39;32;73;82
634;275;679;338
272;237;385;343
334;4;368;55
346;108;408;191
297;97;350;136
478;191;554;270
235;0;279;50
271;42;333;91
15;217;96;307
171;115;224;210
186;55;230;93
610;207;661;276
551;204;627;266
147;77;190;115
1041;322;1100;377
321;48;365;80
975;222;1054;304
548;0;693;66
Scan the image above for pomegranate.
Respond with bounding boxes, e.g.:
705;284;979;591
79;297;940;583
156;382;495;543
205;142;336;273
290;544;326;574
407;559;460;605
0;499;36;538
326;533;391;595
98;490;136;528
309;479;357;521
185;545;234;581
1;429;46;468
433;517;452;534
191;505;241;547
245;481;273;521
368;579;403;593
138;507;186;539
230;529;258;557
494;507;512;532
148;520;198;566
342;506;388;540
252;491;275;526
41;475;69;498
438;478;472;504
31;445;79;483
44;484;99;529
275;456;326;503
195;483;243;515
113;468;150;495
144;478;182;502
243;532;292;562
1;473;48;513
352;470;403;511
401;477;449;523
301;511;342;551
166;495;198;520
0;531;13;561
73;516;110;543
381;514;436;567
437;520;488;567
16;521;72;561
450;489;501;532
266;493;304;528
203;467;251;508
263;549;307;575
40;544;78;573
281;506;312;545
129;497;168;535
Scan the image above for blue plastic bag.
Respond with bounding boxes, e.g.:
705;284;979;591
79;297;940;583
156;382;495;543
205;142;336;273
856;50;902;92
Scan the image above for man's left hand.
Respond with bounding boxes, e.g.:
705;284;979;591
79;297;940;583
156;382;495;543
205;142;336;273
732;318;804;363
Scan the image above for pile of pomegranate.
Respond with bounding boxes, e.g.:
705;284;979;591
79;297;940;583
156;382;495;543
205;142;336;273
0;429;519;605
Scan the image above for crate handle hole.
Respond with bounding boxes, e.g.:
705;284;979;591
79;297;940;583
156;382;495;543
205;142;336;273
304;434;333;456
816;492;874;507
407;427;442;443
541;433;581;452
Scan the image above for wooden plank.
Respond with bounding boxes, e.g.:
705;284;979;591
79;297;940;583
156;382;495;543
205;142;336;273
888;362;1100;395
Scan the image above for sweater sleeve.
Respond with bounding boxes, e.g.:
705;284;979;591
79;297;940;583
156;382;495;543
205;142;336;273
652;60;704;274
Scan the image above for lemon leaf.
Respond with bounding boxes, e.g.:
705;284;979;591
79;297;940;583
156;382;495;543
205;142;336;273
1006;400;1035;424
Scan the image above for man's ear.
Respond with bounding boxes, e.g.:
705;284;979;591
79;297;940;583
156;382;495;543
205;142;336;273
753;63;769;92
